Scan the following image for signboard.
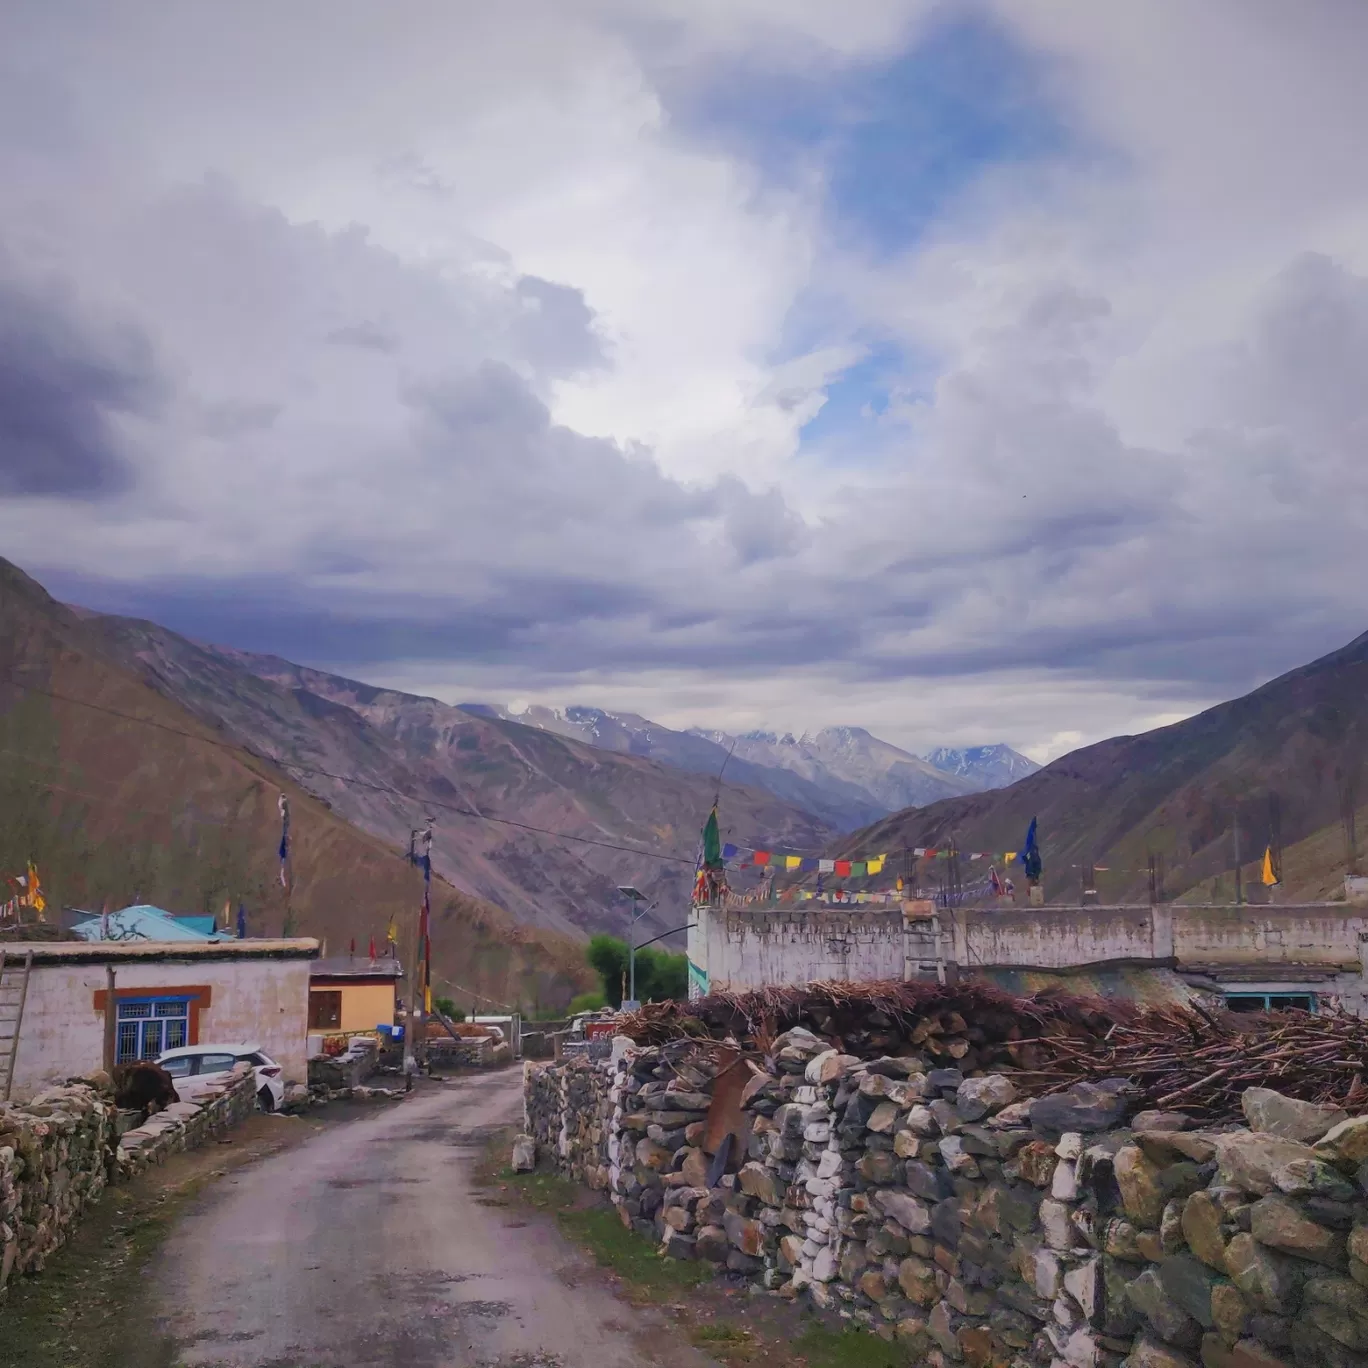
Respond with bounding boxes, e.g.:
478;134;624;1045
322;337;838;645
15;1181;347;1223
584;1020;617;1040
620;999;641;1013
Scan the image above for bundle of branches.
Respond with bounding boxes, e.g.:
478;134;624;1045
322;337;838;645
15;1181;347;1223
615;979;1129;1073
1017;1003;1368;1120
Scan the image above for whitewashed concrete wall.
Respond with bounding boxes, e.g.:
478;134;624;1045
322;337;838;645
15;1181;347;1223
10;949;314;1099
690;906;906;996
688;900;1368;1006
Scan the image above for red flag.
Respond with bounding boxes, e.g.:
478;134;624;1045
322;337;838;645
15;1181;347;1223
753;850;770;866
834;860;851;877
369;934;377;959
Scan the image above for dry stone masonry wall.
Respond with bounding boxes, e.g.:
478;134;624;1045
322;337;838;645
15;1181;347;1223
1;1064;259;1306
525;1033;1368;1368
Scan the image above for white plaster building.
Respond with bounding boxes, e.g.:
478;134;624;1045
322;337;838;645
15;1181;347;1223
5;938;318;1100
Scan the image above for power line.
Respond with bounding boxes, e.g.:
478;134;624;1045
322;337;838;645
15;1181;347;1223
3;677;698;867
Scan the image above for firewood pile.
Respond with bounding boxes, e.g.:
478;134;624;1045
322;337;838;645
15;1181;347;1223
1016;1001;1368;1119
615;981;1368;1121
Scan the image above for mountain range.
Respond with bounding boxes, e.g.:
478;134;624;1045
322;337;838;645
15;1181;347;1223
464;705;1037;829
0;559;593;1012
13;543;1361;979
840;630;1368;905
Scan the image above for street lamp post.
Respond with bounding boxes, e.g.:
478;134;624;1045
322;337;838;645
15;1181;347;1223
617;886;650;1010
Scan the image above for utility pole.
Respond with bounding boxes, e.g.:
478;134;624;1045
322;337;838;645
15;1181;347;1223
617;886;649;1010
403;821;433;1081
102;966;117;1074
1233;815;1243;906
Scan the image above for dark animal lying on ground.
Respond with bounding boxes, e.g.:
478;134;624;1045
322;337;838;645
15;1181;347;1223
112;1060;179;1114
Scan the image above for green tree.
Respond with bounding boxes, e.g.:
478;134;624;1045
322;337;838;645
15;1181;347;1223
433;996;466;1022
585;934;686;1007
567;990;607;1015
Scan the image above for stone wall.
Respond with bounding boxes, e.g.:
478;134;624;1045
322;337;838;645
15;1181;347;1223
1;1064;258;1306
525;1034;1368;1368
114;1064;258;1178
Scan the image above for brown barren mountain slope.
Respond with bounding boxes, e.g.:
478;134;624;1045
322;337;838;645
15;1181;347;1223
842;629;1368;904
0;559;591;1012
79;613;836;946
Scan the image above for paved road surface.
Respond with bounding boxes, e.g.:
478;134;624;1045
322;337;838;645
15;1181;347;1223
149;1069;718;1368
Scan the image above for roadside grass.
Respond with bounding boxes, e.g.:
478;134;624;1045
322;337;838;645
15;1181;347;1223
483;1131;916;1367
496;1165;712;1299
0;1175;200;1368
793;1326;910;1368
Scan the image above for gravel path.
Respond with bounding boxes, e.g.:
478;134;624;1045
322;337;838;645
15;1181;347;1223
149;1069;718;1368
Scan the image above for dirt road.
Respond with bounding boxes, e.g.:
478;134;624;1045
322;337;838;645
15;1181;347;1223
149;1069;718;1368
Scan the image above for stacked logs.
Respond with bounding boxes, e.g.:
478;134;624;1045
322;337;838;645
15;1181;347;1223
617;984;1368;1124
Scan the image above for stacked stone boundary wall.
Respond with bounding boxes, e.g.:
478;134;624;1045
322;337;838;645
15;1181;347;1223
525;1037;1368;1368
1;1063;257;1305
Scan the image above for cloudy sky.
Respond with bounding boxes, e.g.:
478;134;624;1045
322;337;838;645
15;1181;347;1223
4;2;1368;761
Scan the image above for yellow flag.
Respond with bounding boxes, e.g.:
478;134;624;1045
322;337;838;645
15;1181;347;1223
784;854;802;871
27;862;45;918
896;876;904;891
1262;846;1279;886
867;854;885;875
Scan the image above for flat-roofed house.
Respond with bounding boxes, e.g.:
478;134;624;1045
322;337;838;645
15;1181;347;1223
308;955;403;1034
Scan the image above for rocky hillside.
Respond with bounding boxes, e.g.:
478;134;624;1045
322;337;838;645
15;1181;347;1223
78;613;835;947
840;629;1368;904
0;559;592;1012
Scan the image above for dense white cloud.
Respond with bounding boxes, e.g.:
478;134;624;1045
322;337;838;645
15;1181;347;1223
2;1;1367;760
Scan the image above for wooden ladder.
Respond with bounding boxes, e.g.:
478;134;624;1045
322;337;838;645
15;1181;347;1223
902;910;950;985
0;948;34;1101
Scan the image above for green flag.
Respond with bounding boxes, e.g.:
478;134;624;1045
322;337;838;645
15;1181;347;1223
702;805;722;869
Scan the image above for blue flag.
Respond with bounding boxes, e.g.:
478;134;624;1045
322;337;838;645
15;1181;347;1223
1019;817;1042;881
237;903;247;938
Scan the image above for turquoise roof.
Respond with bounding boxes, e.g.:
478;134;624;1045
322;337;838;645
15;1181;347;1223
71;905;221;942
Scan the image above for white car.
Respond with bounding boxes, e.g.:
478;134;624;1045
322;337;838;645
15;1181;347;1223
156;1042;286;1113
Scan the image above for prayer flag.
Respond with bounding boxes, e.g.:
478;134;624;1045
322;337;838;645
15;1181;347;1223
1019;818;1042;881
237;903;247;938
369;934;377;959
835;860;851;877
914;847;926;857
277;795;291;888
1262;846;1280;886
753;850;770;866
819;859;834;873
722;843;738;861
867;855;885;875
851;862;866;877
702;806;722;869
784;854;801;871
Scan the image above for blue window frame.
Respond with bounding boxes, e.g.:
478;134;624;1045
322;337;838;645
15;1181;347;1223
115;997;191;1063
1225;992;1316;1014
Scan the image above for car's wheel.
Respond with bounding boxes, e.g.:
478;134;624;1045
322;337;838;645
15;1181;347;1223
257;1084;276;1113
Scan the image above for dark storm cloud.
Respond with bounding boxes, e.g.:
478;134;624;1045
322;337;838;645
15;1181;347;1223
0;272;160;497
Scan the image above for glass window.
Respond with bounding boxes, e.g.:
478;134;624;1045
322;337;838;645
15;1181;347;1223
195;1053;236;1075
115;998;191;1064
160;1056;194;1077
